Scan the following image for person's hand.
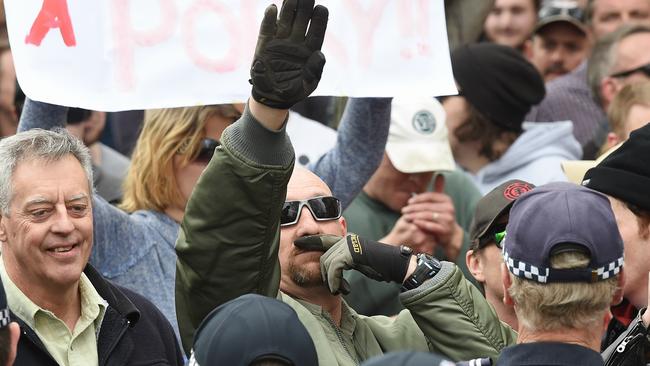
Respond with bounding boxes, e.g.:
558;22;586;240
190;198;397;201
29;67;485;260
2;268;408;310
381;215;438;254
250;0;328;109
400;176;464;261
294;234;412;295
641;272;650;328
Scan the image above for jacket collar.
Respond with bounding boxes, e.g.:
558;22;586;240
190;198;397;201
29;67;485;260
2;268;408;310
83;264;140;327
497;342;603;365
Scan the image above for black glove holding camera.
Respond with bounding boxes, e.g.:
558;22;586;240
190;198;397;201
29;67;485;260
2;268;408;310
294;234;413;295
250;0;328;109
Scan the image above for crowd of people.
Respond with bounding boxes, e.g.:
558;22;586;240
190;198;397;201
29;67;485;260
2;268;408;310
0;0;649;365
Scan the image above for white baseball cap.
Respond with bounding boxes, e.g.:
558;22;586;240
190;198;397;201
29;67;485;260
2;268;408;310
385;97;455;173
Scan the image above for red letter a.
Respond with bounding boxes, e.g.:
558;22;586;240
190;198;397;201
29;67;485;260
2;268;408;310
25;0;76;47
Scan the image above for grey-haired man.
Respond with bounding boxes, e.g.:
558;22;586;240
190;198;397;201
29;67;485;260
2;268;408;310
0;129;183;365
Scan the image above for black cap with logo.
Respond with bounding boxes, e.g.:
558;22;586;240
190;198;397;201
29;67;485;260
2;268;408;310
469;179;535;250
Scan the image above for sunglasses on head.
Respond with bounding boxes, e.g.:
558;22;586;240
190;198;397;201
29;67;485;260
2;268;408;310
610;63;650;79
538;5;585;22
194;138;220;163
280;196;342;227
478;223;507;249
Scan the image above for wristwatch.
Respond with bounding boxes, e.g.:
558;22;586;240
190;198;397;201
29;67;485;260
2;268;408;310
401;253;442;291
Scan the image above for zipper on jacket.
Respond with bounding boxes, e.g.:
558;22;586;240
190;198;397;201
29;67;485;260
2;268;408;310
615;335;632;353
323;315;359;365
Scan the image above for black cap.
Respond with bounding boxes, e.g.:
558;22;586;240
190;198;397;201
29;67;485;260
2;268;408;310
451;43;545;132
469;179;535;250
190;294;318;366
583;123;650;211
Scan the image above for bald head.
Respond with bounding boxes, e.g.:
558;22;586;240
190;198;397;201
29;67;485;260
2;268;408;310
287;167;332;201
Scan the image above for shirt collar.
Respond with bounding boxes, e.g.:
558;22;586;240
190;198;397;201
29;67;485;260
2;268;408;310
0;259;107;330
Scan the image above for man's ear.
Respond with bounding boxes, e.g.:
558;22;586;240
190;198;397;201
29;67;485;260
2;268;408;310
600;77;619;108
339;216;347;236
466;250;486;283
0;215;8;243
522;38;534;63
612;268;625;306
501;262;515;307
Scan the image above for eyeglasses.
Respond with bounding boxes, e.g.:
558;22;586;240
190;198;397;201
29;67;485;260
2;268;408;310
478;223;507;249
280;196;342;227
194;138;220;163
538;5;585;23
610;63;650;79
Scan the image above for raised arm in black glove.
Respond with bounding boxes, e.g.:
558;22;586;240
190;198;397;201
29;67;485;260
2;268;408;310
294;234;414;295
250;0;328;109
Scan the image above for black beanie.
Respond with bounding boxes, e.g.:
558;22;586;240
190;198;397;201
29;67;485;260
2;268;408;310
584;123;650;211
451;43;545;132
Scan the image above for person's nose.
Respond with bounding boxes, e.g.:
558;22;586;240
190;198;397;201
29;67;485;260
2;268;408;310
294;205;320;237
500;11;514;27
550;47;565;64
50;206;75;235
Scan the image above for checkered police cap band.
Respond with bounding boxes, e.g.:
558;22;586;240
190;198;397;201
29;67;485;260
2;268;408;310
0;309;10;328
503;249;623;284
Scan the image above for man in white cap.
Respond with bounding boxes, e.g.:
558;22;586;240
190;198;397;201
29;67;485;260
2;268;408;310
343;97;481;316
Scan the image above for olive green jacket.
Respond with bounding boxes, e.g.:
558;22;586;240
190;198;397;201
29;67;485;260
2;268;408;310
175;107;516;364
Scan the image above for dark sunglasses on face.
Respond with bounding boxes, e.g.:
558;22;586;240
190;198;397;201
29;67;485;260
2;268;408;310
194;138;220;163
610;63;650;79
280;196;342;227
478;223;507;249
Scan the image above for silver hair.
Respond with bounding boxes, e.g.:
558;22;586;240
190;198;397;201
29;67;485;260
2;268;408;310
0;128;94;215
587;24;650;106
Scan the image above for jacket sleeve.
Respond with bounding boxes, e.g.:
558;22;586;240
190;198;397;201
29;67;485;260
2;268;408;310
175;103;295;352
399;261;517;361
308;98;391;210
17;97;68;132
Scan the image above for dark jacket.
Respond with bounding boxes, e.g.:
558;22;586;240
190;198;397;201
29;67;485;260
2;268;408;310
496;342;604;366
12;265;184;366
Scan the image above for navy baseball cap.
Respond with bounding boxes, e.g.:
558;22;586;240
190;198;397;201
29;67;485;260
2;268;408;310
502;182;624;284
190;294;318;366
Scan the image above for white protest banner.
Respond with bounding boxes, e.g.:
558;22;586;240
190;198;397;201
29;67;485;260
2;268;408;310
5;0;457;111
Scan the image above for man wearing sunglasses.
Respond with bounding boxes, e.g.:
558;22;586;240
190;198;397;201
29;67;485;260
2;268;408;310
590;24;650;112
175;0;514;363
525;1;591;82
465;179;535;330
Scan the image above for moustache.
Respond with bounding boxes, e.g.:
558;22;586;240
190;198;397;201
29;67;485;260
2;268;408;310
544;63;568;76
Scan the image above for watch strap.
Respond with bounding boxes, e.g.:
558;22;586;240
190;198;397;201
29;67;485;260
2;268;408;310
401;253;442;291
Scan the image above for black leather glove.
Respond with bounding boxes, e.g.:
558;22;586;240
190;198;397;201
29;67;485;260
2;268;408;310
250;0;328;109
294;234;412;295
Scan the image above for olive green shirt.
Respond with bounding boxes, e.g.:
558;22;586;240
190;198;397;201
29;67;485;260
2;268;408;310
343;170;482;316
0;261;107;366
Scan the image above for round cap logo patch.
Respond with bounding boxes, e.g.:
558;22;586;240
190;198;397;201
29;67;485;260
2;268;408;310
503;182;533;200
412;110;436;134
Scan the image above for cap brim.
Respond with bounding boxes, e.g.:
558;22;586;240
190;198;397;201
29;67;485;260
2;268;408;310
562;160;597;184
562;143;623;184
534;16;587;36
386;140;455;173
